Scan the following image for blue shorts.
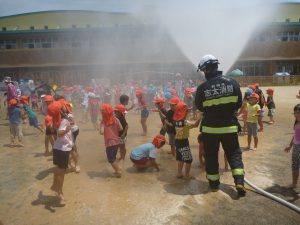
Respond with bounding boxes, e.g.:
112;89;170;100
29;117;39;128
141;108;149;118
106;145;119;163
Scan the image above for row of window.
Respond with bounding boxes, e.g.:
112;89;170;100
235;61;300;76
253;31;300;42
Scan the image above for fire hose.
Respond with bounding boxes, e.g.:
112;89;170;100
244;178;300;214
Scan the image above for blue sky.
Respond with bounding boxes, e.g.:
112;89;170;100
0;0;299;17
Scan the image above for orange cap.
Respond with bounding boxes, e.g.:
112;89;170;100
168;96;180;105
248;85;256;91
8;99;17;106
152;134;166;148
44;95;54;102
101;104;115;126
170;89;177;96
47;101;63;129
173;101;188;121
266;88;274;96
153;97;165;107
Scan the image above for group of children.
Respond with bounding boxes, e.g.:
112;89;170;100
6;81;300;202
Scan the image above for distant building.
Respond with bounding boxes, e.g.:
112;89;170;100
0;10;196;85
230;2;300;76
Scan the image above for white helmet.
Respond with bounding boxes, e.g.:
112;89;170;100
197;54;219;72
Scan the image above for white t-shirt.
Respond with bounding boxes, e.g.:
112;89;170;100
53;118;73;151
67;113;79;132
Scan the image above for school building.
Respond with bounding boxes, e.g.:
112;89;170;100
230;2;300;78
0;10;196;85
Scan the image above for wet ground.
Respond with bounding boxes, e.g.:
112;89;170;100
0;86;300;225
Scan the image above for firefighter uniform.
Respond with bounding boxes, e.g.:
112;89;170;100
195;71;244;189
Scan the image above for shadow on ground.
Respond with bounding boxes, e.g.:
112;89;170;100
264;184;300;203
35;167;55;180
31;191;65;213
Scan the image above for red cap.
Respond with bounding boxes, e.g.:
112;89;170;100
254;83;259;87
170;89;177;96
152;134;166;148
173;101;188;121
44;95;54;102
153;97;165;104
47;101;63;129
266;88;274;96
247;85;256;91
168;96;180;105
101;104;115;126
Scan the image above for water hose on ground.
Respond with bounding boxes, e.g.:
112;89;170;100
244;178;300;214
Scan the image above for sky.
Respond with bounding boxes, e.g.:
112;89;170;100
0;0;299;17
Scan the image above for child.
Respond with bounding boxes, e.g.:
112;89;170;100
20;95;44;134
265;88;275;124
284;104;300;189
100;104;122;177
238;88;253;135
197;133;205;168
136;89;149;136
50;101;73;202
246;93;261;151
165;96;180;157
173;101;200;179
114;104;128;161
88;94;100;130
119;94;134;112
130;134;165;171
8;99;23;147
63;101;80;173
153;97;167;135
44;95;55;156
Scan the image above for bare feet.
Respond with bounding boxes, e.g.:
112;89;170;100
183;175;195;180
176;174;184;179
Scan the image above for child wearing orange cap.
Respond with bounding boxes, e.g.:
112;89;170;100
20;96;44;134
173;101;201;179
130;134;166;171
165;96;180;157
8;99;23;147
114;104;128;161
265;88;275;124
50;100;73;202
100;104;122;177
246;93;261;151
43;95;55;156
153;97;167;135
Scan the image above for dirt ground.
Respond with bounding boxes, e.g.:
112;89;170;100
0;86;300;225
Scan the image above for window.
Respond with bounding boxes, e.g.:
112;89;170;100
44;25;48;30
2;27;6;31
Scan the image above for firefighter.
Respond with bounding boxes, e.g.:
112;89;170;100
195;54;246;197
